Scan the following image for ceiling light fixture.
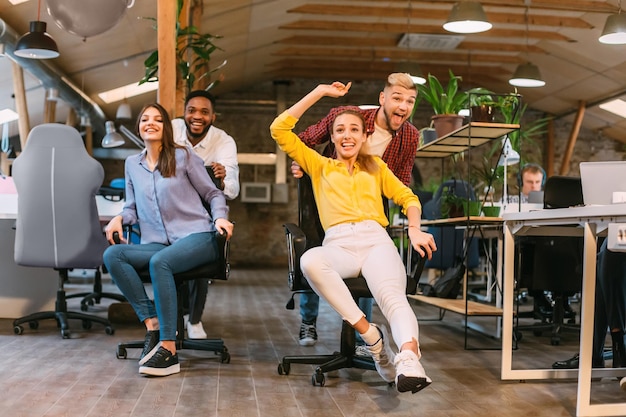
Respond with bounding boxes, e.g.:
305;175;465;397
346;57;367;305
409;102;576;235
443;1;492;34
115;100;132;121
14;0;60;59
509;8;545;88
599;0;626;44
397;0;426;85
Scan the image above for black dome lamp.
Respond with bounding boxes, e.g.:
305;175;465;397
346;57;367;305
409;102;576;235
14;0;59;59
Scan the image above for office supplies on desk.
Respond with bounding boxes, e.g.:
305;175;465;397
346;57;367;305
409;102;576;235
580;161;626;206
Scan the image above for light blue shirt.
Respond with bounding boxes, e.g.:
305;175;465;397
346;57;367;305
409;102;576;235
121;148;229;245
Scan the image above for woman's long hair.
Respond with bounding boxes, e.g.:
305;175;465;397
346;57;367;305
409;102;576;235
333;109;379;174
135;103;186;178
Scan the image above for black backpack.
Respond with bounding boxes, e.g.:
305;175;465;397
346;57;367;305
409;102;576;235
420;260;465;299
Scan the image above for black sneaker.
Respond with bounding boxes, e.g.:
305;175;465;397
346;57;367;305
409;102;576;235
139;347;180;377
299;322;317;346
138;330;160;365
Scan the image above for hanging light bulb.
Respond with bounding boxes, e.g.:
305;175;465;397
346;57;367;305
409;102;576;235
443;2;492;34
599;1;626;44
14;0;60;59
509;7;545;88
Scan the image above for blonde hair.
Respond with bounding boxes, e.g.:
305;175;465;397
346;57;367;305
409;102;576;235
385;72;417;91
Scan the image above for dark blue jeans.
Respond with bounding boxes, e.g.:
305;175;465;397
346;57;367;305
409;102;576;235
593;239;626;364
103;231;218;341
300;291;373;344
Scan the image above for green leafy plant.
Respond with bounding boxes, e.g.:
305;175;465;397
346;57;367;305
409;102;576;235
139;0;226;94
417;70;468;115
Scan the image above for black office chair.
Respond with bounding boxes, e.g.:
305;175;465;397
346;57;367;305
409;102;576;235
12;124;115;338
115;229;231;363
515;176;584;345
277;175;425;387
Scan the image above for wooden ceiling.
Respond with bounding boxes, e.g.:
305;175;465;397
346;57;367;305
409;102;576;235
1;0;626;143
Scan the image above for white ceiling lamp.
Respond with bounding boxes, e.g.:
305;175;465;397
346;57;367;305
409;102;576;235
14;0;60;59
115;100;132;120
509;7;545;88
443;2;492;34
599;1;626;44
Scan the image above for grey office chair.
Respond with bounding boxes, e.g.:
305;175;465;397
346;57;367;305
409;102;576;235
12;123;115;338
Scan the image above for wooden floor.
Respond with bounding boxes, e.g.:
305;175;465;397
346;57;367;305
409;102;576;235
0;268;624;417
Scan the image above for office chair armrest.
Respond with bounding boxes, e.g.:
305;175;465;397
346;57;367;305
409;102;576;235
284;222;309;291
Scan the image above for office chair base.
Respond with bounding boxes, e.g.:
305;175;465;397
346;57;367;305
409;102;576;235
116;338;230;363
12;273;115;339
65;267;127;311
13;311;115;339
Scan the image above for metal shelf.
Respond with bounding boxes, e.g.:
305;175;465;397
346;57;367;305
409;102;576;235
415;122;520;158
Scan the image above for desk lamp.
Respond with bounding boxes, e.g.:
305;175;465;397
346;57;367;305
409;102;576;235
101;122;144;149
497;136;520;212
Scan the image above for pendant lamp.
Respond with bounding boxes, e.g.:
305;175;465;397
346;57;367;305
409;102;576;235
599;1;626;45
443;2;492;34
509;62;546;88
14;0;59;59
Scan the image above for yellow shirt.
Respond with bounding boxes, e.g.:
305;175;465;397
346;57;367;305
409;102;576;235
271;111;421;231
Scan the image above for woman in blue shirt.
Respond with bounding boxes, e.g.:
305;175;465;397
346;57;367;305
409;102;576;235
103;103;233;377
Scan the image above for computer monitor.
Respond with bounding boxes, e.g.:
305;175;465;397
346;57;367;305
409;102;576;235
580;161;626;205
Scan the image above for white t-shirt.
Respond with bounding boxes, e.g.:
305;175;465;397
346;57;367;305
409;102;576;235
362;122;392;157
172;118;240;200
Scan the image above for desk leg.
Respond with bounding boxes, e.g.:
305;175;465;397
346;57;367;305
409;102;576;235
501;224;515;379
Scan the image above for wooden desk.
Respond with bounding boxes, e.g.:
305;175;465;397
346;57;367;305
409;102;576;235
502;204;626;417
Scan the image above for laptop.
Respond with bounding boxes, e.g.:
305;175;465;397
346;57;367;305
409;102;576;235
579;161;626;205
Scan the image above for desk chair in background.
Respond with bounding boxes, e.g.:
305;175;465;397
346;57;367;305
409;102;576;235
115;218;232;364
515;176;584;346
277;175;425;387
12;124;115;338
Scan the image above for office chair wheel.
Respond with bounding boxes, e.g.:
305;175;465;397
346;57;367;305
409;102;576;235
311;372;325;387
82;320;92;330
533;330;543;337
105;326;115;335
13;325;24;335
551;337;560;346
220;351;231;363
116;346;127;359
28;321;39;330
277;362;290;375
61;329;70;339
514;331;523;341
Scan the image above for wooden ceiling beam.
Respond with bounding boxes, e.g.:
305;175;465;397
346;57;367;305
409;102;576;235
289;4;594;29
346;0;616;14
272;47;523;64
280;20;574;41
277;36;545;54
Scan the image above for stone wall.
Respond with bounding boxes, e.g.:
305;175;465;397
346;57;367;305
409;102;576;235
98;79;626;267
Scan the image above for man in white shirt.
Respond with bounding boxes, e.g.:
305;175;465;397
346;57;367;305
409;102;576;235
172;90;239;338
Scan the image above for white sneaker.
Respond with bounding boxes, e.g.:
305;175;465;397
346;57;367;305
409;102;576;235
620;376;626;392
186;320;207;339
394;350;432;394
365;324;396;383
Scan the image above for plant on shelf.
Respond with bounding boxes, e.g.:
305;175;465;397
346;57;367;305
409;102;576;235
417;70;468;138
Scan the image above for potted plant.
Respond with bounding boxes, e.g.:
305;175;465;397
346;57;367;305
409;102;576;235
417;70;468;138
468;88;497;122
139;0;227;97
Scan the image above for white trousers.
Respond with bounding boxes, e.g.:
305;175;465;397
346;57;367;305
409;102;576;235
300;220;420;350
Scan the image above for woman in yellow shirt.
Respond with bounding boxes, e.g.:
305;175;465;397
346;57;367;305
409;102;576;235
270;81;437;394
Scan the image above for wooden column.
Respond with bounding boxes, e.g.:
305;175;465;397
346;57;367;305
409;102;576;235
559;101;585;176
11;62;30;151
157;0;177;119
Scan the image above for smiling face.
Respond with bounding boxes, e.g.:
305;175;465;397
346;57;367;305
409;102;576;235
330;111;367;162
184;96;215;141
377;83;417;132
138;106;164;144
